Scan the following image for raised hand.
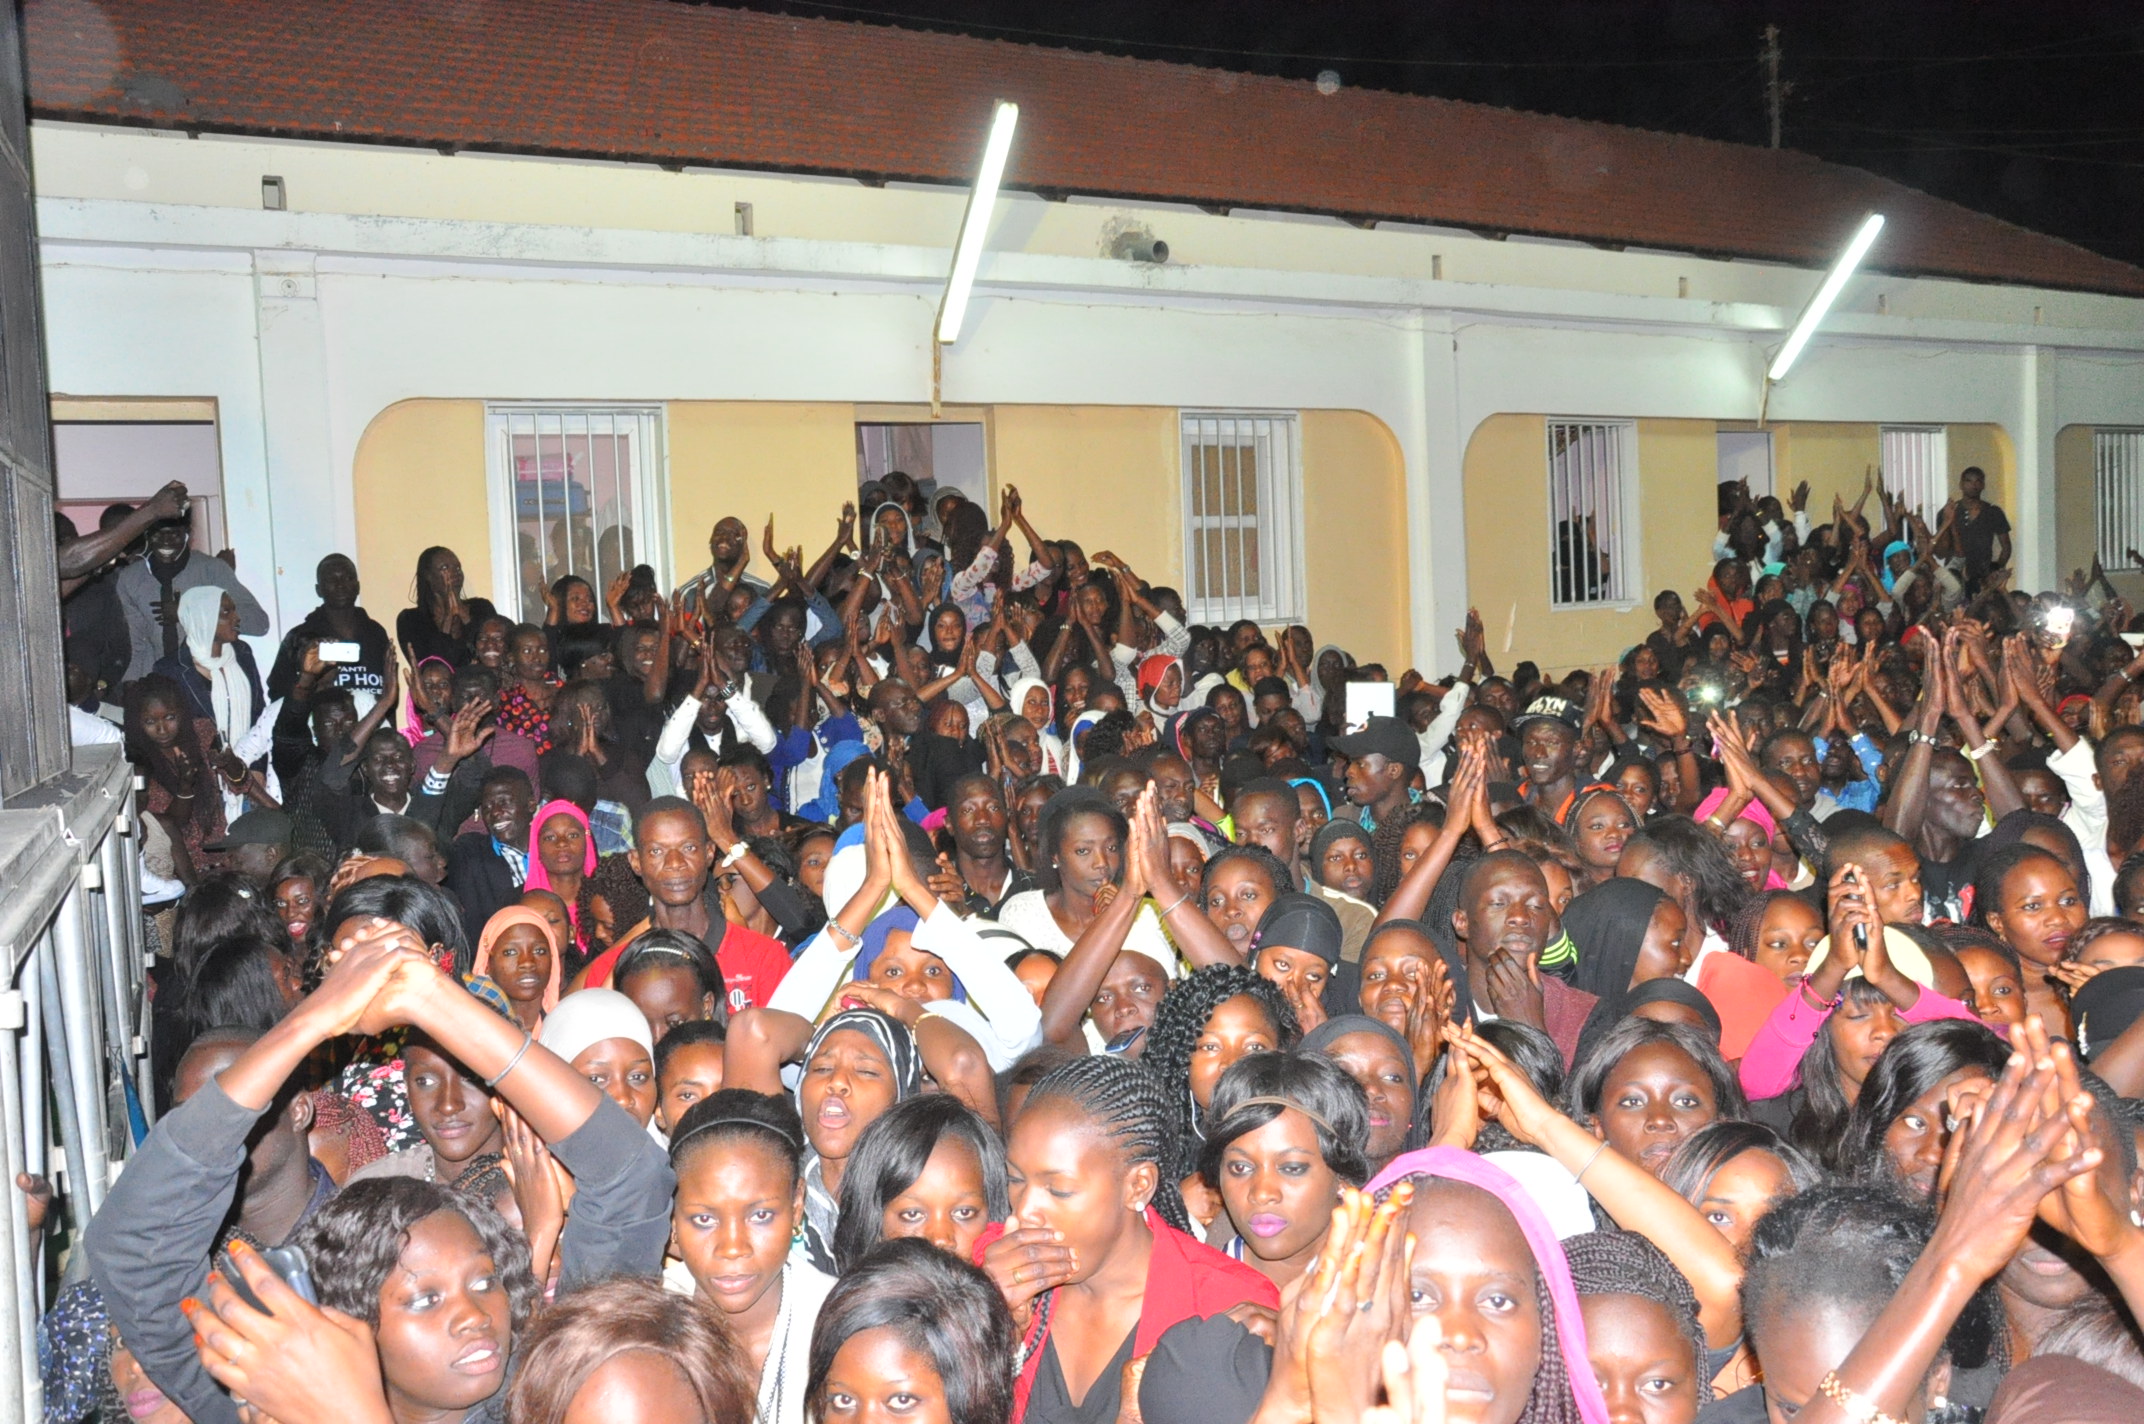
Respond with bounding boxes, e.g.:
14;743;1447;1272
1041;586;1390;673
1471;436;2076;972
190;1239;393;1424
1636;686;1689;741
981;1225;1079;1330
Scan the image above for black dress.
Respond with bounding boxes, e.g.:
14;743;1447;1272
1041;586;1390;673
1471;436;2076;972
397;597;500;668
1026;1331;1137;1424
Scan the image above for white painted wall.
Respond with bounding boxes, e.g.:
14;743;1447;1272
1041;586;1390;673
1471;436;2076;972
31;125;2144;673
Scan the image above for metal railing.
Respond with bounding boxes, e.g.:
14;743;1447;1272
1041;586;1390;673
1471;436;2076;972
0;745;151;1424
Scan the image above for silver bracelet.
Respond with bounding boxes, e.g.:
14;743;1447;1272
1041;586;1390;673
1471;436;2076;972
486;1032;533;1089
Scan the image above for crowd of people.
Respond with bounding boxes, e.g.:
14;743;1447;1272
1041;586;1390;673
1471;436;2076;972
36;458;2144;1423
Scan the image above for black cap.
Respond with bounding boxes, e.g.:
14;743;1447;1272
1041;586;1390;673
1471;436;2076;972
1326;714;1418;767
204;809;294;853
2074;966;2144;1062
1255;893;1344;966
1512;695;1583;734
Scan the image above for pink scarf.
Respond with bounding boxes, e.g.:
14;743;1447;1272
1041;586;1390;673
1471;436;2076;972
1695;787;1791;890
525;800;597;945
1366;1146;1611;1424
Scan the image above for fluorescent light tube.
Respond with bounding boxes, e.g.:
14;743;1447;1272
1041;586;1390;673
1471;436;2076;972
937;101;1020;345
1767;212;1885;382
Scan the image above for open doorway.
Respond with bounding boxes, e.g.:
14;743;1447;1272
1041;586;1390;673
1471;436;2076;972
855;420;988;536
53;398;226;553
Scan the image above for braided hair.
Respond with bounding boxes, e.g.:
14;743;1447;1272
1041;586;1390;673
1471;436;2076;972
1022;1055;1194;1233
1563;1229;1704;1366
1142;964;1300;1181
1370;801;1447;907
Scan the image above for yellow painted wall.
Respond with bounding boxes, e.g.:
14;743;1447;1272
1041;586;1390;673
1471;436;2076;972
352;399;489;620
665;403;861;584
1460;416;2017;674
1461;414;1716;675
1301;411;1412;667
987;406;1183;589
349;399;1416;665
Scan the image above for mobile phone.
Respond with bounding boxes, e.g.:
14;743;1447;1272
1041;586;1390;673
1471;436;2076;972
1103;1026;1147;1055
216;1244;318;1314
317;641;361;664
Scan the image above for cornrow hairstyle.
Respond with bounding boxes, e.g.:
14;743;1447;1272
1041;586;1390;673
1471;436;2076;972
1840;1020;2010;1194
831;1095;1011;1273
1021;1054;1194;1234
654;1017;727;1083
1565;1018;1747;1128
1563;1229;1705;1366
669;1088;807;1192
1743;1185;2004;1376
1370;800;1448;907
1143;965;1301;1180
2068;916;2144;966
1660;1120;1827;1210
1196;1050;1372;1190
450;1152;511;1208
1198;843;1294;903
1729;889;1817;962
293;1177;541;1332
1930;922;2022;977
1788;975;1909;1171
1970;843;2071;930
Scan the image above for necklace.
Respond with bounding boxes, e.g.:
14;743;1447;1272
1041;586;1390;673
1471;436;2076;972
755;1269;794;1424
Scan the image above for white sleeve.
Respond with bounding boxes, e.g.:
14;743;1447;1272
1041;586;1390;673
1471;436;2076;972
726;693;779;754
1151;612;1190;659
655;696;701;771
1008;641;1042;683
234;698;282;765
1795;509;1811;543
1125;904;1184;977
766;927;859;1020
1416;683;1470;772
2052;738;2107;844
916;1000;1024;1073
913;901;1043;1062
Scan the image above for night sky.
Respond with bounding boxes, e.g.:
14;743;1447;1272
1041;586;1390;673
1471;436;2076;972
708;0;2144;270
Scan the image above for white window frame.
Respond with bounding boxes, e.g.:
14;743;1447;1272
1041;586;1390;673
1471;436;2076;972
484;404;669;623
1545;418;1640;610
2097;429;2144;571
1178;411;1305;625
1879;425;1949;527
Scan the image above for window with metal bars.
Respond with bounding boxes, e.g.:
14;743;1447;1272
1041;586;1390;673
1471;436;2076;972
485;405;668;624
1179;412;1304;625
1879;426;1949;526
2097;429;2144;571
1546;419;1637;608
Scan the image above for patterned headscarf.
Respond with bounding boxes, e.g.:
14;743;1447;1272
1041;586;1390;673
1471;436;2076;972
38;1281;123;1424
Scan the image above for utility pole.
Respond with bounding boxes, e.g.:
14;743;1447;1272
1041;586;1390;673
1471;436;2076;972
1762;24;1786;148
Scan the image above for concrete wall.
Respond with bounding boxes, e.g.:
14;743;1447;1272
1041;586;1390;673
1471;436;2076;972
33;123;2144;678
350;400;1416;664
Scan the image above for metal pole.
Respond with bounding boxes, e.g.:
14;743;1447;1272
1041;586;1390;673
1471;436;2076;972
35;938;88;1240
0;977;31;1424
48;889;111;1215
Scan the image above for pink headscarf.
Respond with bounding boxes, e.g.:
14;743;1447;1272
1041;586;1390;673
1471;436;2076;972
405;655;454;745
525;800;597;944
471;905;563;1016
1366;1146;1611;1424
1694;788;1791;890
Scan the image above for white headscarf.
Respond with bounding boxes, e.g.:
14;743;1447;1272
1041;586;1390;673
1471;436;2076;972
179;584;251;748
538;987;655;1065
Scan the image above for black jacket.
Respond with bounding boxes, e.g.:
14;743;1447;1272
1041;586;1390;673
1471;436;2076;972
448;831;526;947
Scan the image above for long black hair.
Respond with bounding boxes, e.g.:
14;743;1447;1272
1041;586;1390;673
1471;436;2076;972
1625;817;1752;936
321;875;471;976
831;1095;1010;1273
125;673;219;831
1840;1019;2010;1193
1142;965;1300;1180
1787;976;1900;1170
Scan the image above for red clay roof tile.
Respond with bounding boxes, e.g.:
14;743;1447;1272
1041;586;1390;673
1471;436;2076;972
23;0;2144;297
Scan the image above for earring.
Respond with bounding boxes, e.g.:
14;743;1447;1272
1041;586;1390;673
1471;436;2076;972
2129;1209;2141;1229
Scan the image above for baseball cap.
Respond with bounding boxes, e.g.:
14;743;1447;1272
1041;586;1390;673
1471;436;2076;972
1326;715;1418;766
1512;695;1582;734
204;809;294;853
